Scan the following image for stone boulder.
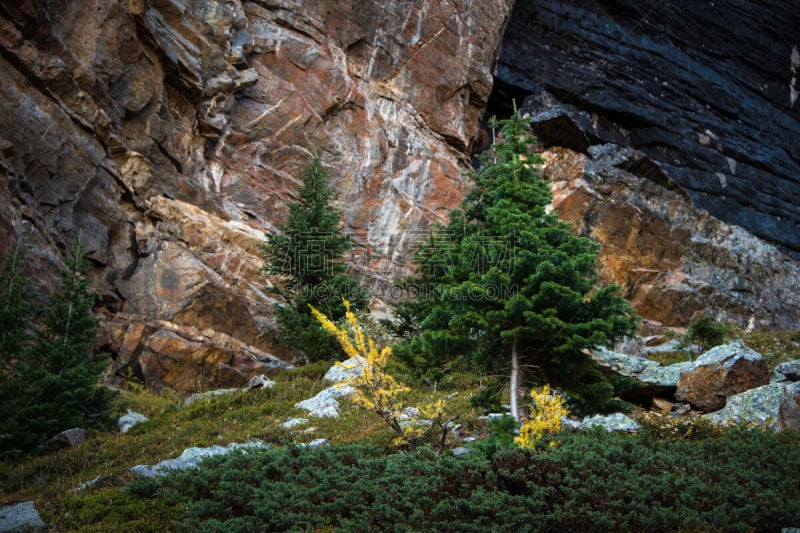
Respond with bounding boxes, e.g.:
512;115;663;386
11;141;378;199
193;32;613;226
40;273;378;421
246;375;277;390
324;357;367;383
589;346;692;402
703;383;786;428
182;374;277;405
775;382;800;432
676;341;769;412
182;388;243;407
130;441;268;479
295;385;357;418
302;438;330;449
582;413;640;432
0;501;45;532
282;417;309;429
773;360;800;383
47;428;86;451
118;410;149;434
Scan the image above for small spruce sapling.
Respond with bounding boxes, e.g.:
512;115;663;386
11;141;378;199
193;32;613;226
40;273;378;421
0;237;115;454
399;103;638;417
261;155;367;362
0;246;35;372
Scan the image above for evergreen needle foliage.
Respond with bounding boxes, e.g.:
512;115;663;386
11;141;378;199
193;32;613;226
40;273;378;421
687;313;731;352
261;155;367;362
0;238;115;456
0;247;34;373
397;104;638;415
127;430;800;532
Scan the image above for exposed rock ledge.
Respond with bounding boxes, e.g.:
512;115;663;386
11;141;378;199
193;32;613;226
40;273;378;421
103;313;292;394
542;145;800;329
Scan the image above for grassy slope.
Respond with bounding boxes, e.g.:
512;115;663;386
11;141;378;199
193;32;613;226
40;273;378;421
0;362;484;531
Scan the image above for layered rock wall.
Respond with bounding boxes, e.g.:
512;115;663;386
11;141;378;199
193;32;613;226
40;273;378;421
2;0;799;392
494;0;800;257
0;0;512;391
541;146;800;329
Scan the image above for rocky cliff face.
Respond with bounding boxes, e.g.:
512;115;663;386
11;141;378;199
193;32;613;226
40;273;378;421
494;0;800;257
0;0;512;392
1;0;798;393
491;0;800;329
541;145;800;329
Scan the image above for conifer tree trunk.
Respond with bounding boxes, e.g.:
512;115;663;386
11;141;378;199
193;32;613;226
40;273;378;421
510;339;520;420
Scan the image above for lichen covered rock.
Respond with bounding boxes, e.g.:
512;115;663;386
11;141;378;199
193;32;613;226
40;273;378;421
703;383;786;427
676;341;769;412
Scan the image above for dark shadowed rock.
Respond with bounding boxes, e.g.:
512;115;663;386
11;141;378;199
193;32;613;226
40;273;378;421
773;360;800;383
0;501;45;532
775;382;800;432
495;0;800;258
589;346;691;403
47;428;86;450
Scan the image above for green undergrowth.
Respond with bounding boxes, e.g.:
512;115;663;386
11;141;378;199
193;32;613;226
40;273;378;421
645;350;693;366
0;362;483;531
126;429;800;532
2;328;800;532
740;329;800;370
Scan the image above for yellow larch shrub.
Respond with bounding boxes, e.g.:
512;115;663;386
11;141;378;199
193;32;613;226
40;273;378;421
515;385;569;449
310;301;455;449
310;300;408;416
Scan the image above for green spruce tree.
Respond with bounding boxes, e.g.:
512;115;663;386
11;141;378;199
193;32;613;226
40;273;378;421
0;247;35;372
261;155;367;362
0;247;37;455
0;237;115;455
399;106;638;416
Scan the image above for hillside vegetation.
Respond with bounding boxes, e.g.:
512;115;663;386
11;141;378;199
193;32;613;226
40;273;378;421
1;359;800;531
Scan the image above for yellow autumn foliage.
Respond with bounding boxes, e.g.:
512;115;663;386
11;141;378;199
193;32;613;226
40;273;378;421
515;385;569;449
310;300;408;413
310;301;455;449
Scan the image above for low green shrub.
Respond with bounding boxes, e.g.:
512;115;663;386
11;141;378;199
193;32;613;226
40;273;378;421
687;314;731;352
740;329;800;371
467;414;518;459
127;429;800;532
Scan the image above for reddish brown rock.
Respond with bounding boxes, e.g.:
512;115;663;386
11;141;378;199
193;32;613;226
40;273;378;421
105;314;291;394
543;146;800;329
0;0;512;392
675;341;769;412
